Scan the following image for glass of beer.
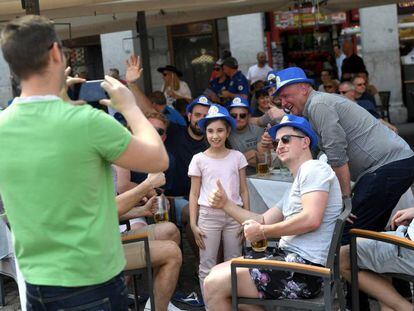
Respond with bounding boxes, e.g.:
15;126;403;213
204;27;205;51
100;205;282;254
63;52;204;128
256;152;269;175
251;239;268;252
154;194;169;223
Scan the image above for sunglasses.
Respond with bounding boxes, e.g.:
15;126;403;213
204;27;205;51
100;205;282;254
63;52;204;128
155;128;166;136
339;90;350;94
214;67;221;71
325;85;334;89
355;83;365;86
230;113;247;119
273;134;305;147
162;73;168;77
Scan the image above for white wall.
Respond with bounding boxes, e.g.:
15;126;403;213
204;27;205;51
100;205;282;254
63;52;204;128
227;13;265;75
360;4;406;123
0;52;13;108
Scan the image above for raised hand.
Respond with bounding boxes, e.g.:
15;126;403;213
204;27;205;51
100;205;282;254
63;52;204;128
125;54;143;84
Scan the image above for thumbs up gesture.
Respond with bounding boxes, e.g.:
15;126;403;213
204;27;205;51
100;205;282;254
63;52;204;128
208;179;228;209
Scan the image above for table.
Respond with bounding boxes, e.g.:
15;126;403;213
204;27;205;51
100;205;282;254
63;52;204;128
247;169;414;224
248;169;292;214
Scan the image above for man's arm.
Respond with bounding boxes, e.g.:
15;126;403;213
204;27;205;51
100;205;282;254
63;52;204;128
391;207;414;229
124;54;156;114
243;149;258;167
100;76;168;172
332;164;352;197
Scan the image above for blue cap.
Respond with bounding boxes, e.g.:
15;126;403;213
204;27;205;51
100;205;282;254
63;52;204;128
273;67;314;95
186;95;211;114
227;96;251;113
268;114;318;150
198;104;236;132
264;70;278;89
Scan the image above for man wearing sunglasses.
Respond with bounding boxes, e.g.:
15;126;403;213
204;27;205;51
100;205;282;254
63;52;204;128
227;97;264;175
203;115;342;309
270;67;414;310
204;59;229;104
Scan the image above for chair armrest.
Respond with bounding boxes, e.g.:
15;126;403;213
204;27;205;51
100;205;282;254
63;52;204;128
231;258;331;278
121;232;149;244
350;229;414;251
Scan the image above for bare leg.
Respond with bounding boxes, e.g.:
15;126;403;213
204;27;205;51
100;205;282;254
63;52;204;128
149;240;182;311
153;221;180;245
340;245;413;311
204;261;264;311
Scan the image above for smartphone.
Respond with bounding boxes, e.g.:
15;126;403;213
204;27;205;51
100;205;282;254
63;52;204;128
78;80;108;102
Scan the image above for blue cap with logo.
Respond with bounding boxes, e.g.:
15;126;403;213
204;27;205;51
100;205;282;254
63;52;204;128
198;104;236;132
272;67;314;96
227;96;252;113
268;114;318;150
186;95;212;114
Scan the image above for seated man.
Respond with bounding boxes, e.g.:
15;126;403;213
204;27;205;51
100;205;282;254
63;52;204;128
340;207;414;311
227;97;264;175
149;91;186;126
338;81;398;133
203;115;342;310
116;175;183;311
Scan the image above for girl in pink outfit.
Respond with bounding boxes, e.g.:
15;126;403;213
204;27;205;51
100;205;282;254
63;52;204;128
188;104;249;304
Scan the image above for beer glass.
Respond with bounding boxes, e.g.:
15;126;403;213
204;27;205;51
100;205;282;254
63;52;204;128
256;152;269;175
154;194;169;223
251;239;268;252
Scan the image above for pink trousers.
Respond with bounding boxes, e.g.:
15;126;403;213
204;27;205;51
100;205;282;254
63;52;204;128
198;205;242;301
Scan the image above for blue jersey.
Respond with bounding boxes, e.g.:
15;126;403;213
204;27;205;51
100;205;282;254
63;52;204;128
227;71;249;96
208;77;229;95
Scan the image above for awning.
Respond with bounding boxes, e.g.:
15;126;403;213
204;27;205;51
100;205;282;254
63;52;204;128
0;0;400;39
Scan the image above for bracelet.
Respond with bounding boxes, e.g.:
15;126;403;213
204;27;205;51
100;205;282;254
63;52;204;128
260;225;266;240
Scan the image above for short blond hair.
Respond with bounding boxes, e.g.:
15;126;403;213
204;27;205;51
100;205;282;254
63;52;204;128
145;111;169;127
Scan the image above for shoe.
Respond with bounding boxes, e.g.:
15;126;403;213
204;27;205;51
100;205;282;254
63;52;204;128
144;299;186;311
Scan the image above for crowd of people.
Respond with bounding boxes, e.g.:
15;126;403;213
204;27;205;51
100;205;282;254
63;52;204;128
0;14;413;311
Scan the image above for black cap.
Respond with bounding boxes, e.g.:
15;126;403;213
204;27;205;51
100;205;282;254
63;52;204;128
222;57;238;69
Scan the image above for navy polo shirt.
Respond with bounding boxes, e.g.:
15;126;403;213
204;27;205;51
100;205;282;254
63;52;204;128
208;77;230;96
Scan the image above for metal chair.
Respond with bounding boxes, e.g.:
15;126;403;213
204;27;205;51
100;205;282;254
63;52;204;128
230;198;352;311
350;228;414;311
122;231;154;311
378;91;391;122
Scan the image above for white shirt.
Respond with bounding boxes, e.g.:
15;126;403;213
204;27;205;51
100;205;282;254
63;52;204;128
335;53;346;79
246;64;273;84
162;81;192;106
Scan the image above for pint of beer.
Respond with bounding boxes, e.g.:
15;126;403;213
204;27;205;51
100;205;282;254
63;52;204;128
256;152;269;175
251;239;268;252
154;194;169;223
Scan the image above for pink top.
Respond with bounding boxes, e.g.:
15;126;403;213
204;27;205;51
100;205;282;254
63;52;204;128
188;149;248;207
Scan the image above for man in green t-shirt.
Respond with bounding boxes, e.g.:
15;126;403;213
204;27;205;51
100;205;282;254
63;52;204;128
0;15;168;310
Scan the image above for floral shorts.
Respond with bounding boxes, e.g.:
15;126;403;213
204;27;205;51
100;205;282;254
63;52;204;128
249;249;323;300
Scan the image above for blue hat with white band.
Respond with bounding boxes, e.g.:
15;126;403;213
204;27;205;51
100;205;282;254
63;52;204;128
268;114;318;150
272;67;314;96
227;96;252;113
186;95;212;114
198;104;236;132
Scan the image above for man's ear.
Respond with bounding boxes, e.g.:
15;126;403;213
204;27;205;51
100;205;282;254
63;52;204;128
303;136;311;150
187;112;191;122
50;42;62;63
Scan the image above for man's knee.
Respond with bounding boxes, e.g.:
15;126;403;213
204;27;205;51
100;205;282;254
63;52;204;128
150;240;182;267
154;222;180;242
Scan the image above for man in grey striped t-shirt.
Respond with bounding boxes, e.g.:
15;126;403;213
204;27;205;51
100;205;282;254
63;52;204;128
266;67;414;245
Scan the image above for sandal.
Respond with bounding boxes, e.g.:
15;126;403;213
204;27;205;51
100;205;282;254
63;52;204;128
172;292;204;307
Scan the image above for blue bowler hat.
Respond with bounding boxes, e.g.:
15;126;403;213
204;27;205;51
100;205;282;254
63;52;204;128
186;95;212;114
227;96;252;113
264;70;278;90
273;67;314;95
268;114;318;150
198;104;236;132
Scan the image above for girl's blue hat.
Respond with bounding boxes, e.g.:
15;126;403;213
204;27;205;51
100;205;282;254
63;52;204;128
197;104;236;132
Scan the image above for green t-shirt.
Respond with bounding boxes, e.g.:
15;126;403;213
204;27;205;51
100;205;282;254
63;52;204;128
0;97;131;286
